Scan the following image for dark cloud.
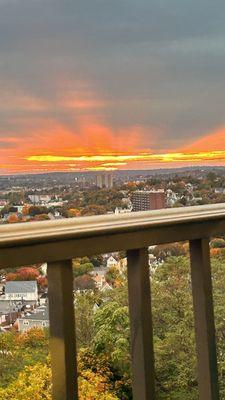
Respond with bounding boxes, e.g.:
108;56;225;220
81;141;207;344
0;0;225;150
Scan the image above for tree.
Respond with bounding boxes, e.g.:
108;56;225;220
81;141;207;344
67;208;81;218
151;256;197;398
8;192;24;205
81;204;106;216
29;206;48;217
210;238;225;248
7;214;19;224
32;214;50;221
0;363;52;400
72;259;94;277
22;205;30;216
74;274;96;291
5;272;17;281
75;293;95;349
90;254;104;268
105;267;122;287
37;276;48;290
0;328;49;388
93;301;130;372
78;349;131;400
6;266;39;282
0;347;118;400
152;242;187;260
206;172;217;182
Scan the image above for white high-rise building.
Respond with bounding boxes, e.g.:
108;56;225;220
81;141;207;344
96;173;113;188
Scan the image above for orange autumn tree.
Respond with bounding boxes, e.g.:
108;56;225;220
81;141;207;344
22;204;30;216
6;267;39;281
7;214;19;224
67;208;81;217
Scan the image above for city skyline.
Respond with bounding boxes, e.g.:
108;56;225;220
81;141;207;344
1;0;225;173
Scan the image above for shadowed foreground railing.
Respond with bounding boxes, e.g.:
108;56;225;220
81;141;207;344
1;203;225;399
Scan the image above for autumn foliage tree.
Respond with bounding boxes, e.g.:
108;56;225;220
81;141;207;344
105;267;122;288
6;267;39;281
37;276;48;290
74;274;96;291
7;214;19;224
152;242;188;260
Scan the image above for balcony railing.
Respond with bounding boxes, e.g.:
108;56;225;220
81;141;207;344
1;203;225;400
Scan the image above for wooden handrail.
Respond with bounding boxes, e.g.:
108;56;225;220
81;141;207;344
1;203;225;267
1;203;225;246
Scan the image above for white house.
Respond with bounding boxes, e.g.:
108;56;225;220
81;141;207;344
100;282;113;292
5;281;38;303
106;256;118;269
40;263;47;275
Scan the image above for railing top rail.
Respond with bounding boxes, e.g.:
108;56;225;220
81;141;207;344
1;203;225;249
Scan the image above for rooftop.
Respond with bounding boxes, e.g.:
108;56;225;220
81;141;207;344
20;307;49;321
5;281;37;294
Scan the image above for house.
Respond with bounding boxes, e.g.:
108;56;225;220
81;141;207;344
39;263;47;275
0;313;6;325
92;274;106;289
106;256;119;269
39;292;48;305
5;281;38;304
0;300;24;327
17;306;49;332
215;188;225;194
100;282;113;292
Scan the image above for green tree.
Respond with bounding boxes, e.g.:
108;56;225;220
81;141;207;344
75;293;95;349
93;301;130;372
151;256;197;399
72;259;94;277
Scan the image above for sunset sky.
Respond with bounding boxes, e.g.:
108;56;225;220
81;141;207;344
1;0;225;174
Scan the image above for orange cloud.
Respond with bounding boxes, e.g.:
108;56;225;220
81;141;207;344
2;77;225;174
183;126;225;152
0;116;153;173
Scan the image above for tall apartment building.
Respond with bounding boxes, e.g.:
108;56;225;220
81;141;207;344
96;173;113;189
131;189;166;212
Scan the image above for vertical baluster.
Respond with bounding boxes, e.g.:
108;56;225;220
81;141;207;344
47;260;78;400
127;248;155;400
189;238;219;400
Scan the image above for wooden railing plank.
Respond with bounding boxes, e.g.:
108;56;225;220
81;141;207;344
47;260;78;400
2;204;225;267
189;239;219;400
127;248;155;399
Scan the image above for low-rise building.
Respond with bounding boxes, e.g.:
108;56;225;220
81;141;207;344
17;306;49;332
100;282;113;292
215;188;225;194
5;281;38;304
106;256;119;269
92;274;106;290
